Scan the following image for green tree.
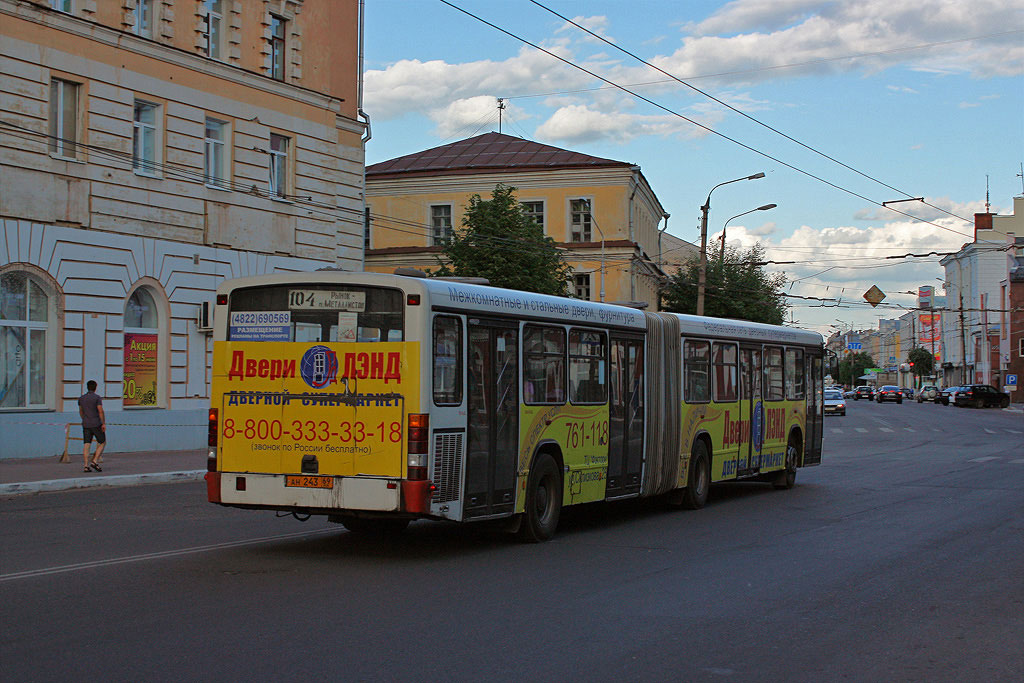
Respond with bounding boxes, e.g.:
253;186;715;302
907;346;934;379
430;184;573;296
660;243;788;325
838;351;878;387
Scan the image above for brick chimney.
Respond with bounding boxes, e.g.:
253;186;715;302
974;212;993;239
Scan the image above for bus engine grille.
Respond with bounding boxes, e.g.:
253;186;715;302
431;432;463;503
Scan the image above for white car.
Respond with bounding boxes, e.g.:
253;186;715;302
824;389;846;416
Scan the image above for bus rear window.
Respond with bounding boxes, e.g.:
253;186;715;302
227;284;404;342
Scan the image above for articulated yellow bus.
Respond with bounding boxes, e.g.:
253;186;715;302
205;271;823;541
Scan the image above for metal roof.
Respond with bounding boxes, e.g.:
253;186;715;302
366;132;631;178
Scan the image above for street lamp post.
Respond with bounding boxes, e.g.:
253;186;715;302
718;203;776;261
697;172;765;316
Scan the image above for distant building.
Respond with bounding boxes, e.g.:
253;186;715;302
0;0;367;457
364;132;681;308
939;196;1024;389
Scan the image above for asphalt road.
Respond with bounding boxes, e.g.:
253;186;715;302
2;400;1022;682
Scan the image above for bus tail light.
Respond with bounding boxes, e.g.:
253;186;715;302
407;413;429;481
208;408;218;447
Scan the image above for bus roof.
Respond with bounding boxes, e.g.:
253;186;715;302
218;271;821;344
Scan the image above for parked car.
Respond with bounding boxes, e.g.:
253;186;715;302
843;389;856;399
824;389;846;416
916;385;939;402
936;386;964;406
854;385;874;400
875;385;904;404
901;387;914;399
953;384;1011;409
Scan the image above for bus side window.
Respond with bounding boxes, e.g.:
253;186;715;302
765;346;784;400
524;325;565;405
785;348;805;400
569;329;607;404
713;342;738;402
433;316;462;405
683;339;711;403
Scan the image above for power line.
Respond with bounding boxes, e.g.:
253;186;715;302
438;0;978;240
529;0;978;227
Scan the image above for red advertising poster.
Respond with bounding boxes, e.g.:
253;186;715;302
918;313;941;344
123;332;158;406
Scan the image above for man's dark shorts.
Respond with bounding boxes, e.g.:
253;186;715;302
83;426;106;444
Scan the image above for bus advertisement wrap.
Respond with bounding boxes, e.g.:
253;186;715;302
211;341;420;478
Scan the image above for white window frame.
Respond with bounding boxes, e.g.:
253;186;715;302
132;100;160;177
270;14;287;80
205;0;223;59
268;133;289;198
50;0;72;12
521;200;545;230
0;270;55;410
570;198;592;242
133;0;152;38
204;117;229;189
430;204;453;246
49;78;79;159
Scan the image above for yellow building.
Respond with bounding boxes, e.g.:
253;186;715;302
365;133;688;308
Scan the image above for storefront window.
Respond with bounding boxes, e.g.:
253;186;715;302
124;287;159;406
1;271;51;408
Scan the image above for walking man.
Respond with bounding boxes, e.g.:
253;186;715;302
79;380;106;472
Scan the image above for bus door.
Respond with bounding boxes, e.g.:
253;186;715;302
606;333;645;498
803;353;823;465
739;346;763;473
464;318;518;519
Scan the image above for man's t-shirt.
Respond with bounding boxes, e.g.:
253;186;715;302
79;392;103;428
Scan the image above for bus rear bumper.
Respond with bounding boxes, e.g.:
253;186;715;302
208;472;403;512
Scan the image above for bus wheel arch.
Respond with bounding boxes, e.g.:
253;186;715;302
773;428;802;490
677;435;711;510
518;445;564;543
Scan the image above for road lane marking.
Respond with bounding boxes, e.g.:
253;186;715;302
855;427;868;433
967;456;999;463
880;428;894;433
1011;459;1024;464
984;429;997;434
903;428;916;432
1007;430;1022;435
831;428;843;433
0;528;337;583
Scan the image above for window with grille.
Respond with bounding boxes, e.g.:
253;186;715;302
573;273;591;301
521;201;544;229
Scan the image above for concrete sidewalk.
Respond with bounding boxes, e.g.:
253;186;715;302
0;449;207;496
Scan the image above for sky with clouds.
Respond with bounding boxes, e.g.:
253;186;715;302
361;0;1023;334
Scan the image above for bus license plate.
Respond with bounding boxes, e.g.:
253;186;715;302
285;475;334;489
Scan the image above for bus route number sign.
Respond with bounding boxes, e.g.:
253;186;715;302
289;289;365;312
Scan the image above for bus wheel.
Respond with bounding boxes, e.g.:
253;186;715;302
519;453;562;543
773;438;799;490
337;516;410;535
680;441;710;510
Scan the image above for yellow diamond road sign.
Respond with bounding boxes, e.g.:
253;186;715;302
863;285;885;308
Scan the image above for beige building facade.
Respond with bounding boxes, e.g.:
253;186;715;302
0;0;366;457
364;133;688;309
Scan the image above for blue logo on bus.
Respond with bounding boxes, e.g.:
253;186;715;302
300;345;338;389
752;400;764;453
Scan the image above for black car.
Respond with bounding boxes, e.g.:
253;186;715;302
953;384;1010;409
875;385;903;404
854;385;874;400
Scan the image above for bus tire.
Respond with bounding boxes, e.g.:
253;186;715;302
680;440;710;510
773;437;800;490
338;516;410;535
519;453;562;543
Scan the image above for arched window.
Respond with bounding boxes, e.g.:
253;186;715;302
1;269;56;409
123;286;162;407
